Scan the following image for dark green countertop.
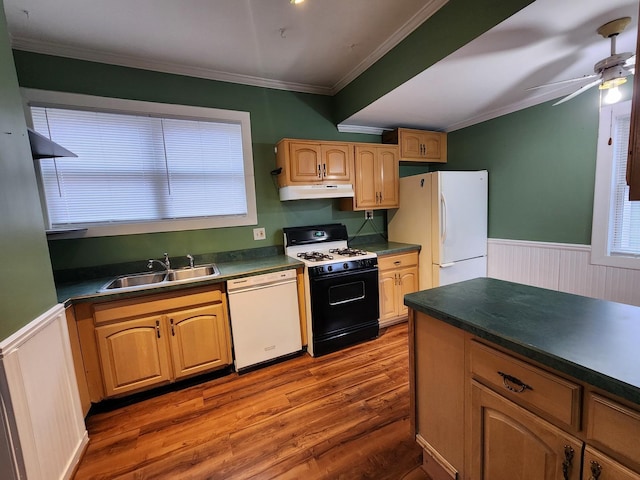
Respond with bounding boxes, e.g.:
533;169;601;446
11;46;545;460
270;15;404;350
56;255;303;305
359;241;420;256
55;240;418;305
404;277;640;405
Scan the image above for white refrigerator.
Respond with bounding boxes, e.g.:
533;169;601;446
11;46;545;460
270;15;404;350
388;171;488;289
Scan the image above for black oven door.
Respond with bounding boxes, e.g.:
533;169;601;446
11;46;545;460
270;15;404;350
309;267;379;355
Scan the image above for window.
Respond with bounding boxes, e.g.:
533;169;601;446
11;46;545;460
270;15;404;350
591;100;640;269
24;89;257;237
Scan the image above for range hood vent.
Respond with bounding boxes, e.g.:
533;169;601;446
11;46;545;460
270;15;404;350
279;184;355;201
28;128;77;159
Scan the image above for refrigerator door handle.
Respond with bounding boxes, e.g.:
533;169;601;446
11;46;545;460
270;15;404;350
441;193;448;243
440;262;456;268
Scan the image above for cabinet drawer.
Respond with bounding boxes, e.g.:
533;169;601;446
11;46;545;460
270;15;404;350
470;340;581;428
378;251;418;271
587;393;640;469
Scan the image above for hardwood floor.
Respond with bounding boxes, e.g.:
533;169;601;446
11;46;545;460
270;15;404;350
74;323;430;479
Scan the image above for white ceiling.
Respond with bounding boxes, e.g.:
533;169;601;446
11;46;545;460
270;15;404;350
3;0;639;133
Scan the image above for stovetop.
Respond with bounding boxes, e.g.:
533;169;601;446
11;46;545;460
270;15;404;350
283;224;376;267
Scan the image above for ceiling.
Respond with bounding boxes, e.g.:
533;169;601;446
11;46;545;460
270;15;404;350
3;0;639;133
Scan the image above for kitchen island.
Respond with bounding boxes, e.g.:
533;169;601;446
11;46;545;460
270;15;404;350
405;277;640;480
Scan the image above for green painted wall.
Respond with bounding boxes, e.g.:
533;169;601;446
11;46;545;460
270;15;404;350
332;0;534;124
0;4;58;339
12;52;386;271
445;82;634;245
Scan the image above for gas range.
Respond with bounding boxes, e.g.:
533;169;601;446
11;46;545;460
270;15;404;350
282;223;380;357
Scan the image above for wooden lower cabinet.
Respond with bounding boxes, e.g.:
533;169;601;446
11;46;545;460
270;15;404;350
583;446;640;480
471;381;582;480
410;311;640;480
378;251;418;327
168;304;230;379
79;284;232;401
97;314;172;397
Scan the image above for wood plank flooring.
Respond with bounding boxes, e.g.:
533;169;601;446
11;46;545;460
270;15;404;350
74;323;430;479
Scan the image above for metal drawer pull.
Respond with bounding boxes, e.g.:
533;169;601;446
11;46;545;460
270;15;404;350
155;320;161;338
497;371;532;393
562;445;574;480
589;460;602;479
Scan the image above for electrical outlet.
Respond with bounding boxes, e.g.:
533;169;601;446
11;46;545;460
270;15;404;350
253;227;266;241
365;210;374;220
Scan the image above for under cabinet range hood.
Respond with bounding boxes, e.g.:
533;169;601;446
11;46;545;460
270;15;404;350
279;184;355;201
27;128;77;159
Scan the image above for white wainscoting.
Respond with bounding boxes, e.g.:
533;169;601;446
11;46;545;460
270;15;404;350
488;239;640;307
0;304;88;479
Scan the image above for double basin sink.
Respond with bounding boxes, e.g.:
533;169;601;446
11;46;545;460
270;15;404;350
99;264;220;292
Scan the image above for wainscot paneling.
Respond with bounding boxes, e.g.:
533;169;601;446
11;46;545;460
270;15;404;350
488;239;640;307
0;304;88;479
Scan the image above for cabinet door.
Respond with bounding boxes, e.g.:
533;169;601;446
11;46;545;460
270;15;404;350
96;315;172;397
583;446;640;480
377;147;399;208
423;131;446;162
321;144;351;181
397;266;418;317
471;381;582;480
168;304;231;380
400;130;427;160
379;269;399;322
289;142;322;183
354;146;378;208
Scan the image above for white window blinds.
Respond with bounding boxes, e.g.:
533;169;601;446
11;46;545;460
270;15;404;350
33;106;248;228
610;112;640;257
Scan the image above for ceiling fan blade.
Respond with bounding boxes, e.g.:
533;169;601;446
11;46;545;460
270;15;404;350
527;74;599;91
552;78;602;106
625;54;636;67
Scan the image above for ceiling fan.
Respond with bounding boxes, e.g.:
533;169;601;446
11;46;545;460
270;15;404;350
531;17;636;106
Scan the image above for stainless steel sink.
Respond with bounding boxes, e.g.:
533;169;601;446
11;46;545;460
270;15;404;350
166;264;220;281
99;264;220;292
101;272;166;290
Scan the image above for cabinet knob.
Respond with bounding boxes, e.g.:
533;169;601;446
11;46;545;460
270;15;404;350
394;261;401;265
589;460;602;479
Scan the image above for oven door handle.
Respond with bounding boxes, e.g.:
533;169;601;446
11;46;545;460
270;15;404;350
329;294;366;306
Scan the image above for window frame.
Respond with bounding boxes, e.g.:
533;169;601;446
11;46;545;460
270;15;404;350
22;88;257;238
591;99;640;270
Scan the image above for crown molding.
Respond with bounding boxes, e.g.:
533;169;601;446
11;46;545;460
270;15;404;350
10;37;334;96
10;1;448;97
331;0;449;94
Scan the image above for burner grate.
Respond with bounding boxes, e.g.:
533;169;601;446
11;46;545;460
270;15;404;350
297;251;334;261
329;248;368;257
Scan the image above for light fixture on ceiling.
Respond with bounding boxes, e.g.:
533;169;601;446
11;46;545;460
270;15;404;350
603;86;622;104
528;17;635;106
290;0;304;4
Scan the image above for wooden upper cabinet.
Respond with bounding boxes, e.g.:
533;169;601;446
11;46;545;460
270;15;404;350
628;4;640;200
346;144;399;210
275;139;352;186
383;128;447;163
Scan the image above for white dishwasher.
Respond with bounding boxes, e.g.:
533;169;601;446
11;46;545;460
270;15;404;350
227;269;302;371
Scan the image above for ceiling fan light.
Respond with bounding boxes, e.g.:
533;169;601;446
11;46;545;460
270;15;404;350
599;76;627;90
603;86;622;104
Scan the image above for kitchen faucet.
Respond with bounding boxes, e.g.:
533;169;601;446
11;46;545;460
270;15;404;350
148;252;171;271
187;254;194;268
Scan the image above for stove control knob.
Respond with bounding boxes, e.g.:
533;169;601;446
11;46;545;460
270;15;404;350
327;265;333;272
343;263;349;269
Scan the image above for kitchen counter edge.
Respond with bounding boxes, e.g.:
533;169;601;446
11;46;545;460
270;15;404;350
404;277;640;406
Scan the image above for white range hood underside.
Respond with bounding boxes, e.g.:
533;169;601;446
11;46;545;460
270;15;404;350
279;184;355;201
